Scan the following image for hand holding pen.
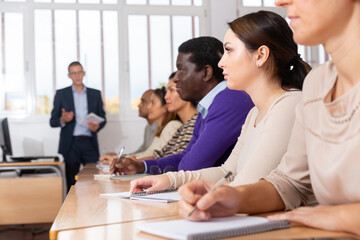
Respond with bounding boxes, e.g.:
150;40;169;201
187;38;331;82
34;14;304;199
178;171;242;221
187;171;232;217
110;147;146;175
110;147;125;175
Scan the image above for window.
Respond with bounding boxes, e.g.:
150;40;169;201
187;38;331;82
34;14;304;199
237;0;328;67
34;9;119;114
1;0;205;116
125;0;204;110
126;0;202;6
0;12;25;113
128;14;200;109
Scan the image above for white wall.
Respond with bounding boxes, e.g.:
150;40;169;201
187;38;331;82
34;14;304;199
5;115;147;159
209;0;237;41
2;1;238;160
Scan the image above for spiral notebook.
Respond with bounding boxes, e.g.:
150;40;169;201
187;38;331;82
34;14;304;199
100;189;181;203
137;215;290;240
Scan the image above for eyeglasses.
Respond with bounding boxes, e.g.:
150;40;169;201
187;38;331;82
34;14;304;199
149;165;175;175
69;71;84;76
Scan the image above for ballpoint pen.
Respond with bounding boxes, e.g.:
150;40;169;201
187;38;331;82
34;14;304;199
187;171;232;217
111;147;125;174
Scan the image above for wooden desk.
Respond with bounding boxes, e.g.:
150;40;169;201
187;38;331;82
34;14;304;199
75;163;100;180
51;164;359;240
56;214;359;240
50;177;178;240
0;161;64;225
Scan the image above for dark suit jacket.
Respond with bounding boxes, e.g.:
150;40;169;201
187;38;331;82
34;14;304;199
50;86;106;157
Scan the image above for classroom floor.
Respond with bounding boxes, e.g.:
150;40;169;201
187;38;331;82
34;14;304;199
0;224;51;240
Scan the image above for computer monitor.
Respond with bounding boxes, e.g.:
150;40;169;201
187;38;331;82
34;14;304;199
0;118;12;162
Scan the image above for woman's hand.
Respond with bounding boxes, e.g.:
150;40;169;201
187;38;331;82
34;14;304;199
178;180;242;221
268;204;360;236
130;174;171;193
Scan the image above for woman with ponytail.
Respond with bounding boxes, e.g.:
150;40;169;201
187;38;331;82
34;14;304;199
130;11;311;193
178;0;360;235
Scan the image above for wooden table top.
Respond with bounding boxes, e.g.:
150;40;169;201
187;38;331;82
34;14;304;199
76;163;101;177
50;177;178;240
51;163;360;240
0;161;63;167
56;213;359;240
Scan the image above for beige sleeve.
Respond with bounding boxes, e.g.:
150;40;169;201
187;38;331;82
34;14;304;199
230;92;301;186
165;109;254;189
135;120;182;159
157;120;182;148
265;103;315;210
134;137;159;158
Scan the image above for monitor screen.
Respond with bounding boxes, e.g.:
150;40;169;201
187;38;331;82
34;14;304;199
0;118;12;162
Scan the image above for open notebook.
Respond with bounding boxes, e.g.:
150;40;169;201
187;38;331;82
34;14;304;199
100;190;181;203
137;215;290;240
94;173;149;181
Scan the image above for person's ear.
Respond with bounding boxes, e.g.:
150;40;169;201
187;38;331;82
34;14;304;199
255;45;270;69
203;65;213;82
68;73;71;79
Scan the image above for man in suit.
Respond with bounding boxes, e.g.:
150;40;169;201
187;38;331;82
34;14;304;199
50;61;106;191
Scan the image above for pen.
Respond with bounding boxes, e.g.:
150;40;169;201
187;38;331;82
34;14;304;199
115;147;125;164
187;171;232;217
111;147;125;174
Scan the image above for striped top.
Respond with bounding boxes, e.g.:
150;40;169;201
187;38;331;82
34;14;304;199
153;113;198;159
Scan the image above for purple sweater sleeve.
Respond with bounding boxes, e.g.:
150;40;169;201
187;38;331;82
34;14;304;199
144;88;253;173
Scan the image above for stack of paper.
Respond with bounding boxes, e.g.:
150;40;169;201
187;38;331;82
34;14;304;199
79;113;105;127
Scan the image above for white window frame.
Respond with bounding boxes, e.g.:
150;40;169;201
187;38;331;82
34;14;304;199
121;3;209;117
0;3;32;118
0;0;209;121
236;0;328;68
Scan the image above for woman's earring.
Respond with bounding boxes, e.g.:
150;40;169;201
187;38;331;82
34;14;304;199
256;63;260;69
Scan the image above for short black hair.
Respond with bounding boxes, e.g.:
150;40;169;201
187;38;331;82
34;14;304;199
178;36;224;82
169;71;177;79
68;61;83;73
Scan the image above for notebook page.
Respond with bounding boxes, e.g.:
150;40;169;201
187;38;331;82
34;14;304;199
94;173;149;181
100;192;132;198
100;190;181;202
130;191;181;203
110;174;149;181
94;174;114;180
137;215;289;240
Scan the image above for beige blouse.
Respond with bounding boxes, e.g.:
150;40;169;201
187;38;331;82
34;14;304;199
266;61;360;210
166;91;301;189
134;120;182;159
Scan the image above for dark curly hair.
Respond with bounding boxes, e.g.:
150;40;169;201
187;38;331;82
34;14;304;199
178;36;224;83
